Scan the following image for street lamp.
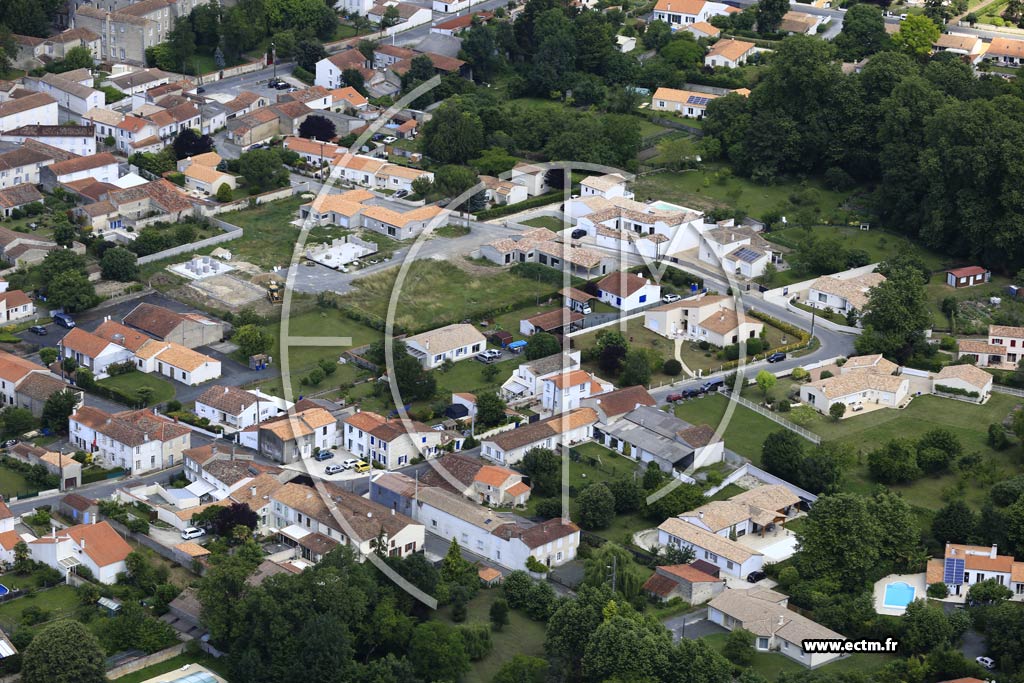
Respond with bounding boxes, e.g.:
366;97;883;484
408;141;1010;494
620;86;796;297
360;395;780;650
270;42;277;82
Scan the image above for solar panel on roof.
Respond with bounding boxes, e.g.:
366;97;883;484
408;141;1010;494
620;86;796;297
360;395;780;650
943;557;965;584
733;247;761;263
686;95;711;106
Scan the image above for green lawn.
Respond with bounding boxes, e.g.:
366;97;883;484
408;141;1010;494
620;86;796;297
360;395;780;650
0;585;79;632
111;653;232;683
702;632;894;680
632;167;854;221
673;393;796;464
523;443;642;513
521;216;567;231
0;464;33;499
434;588;547;683
766;227;948;272
211;196;308;270
706;483;746;502
340;260;564;334
434;225;471;238
434;357;518;398
924;274;1012;333
96;372;177;406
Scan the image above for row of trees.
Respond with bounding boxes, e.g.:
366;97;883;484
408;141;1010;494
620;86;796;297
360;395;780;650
704;26;1024;271
867;429;963;484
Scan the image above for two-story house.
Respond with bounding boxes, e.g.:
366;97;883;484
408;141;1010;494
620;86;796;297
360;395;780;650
340;410;450;469
253;407;339;464
501;351;582;402
539;369;612;414
194;384;292;432
69;405;191;474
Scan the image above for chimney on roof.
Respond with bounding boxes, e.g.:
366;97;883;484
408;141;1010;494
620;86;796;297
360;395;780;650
367;511;372;518
224;387;229;394
992;544;998;559
250;485;256;497
698;511;704;519
81;538;85;550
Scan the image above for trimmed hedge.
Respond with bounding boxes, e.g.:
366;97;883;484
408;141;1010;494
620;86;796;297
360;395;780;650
935;384;980;398
474;192;563;220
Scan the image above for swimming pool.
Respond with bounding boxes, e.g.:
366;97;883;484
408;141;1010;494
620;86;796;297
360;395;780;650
0;585;10;597
883;581;915;608
648;200;687;212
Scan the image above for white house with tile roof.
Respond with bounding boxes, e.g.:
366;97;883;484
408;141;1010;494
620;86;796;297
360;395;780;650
806;272;886;315
404;323;486;369
596;272;661;311
658;516;764;578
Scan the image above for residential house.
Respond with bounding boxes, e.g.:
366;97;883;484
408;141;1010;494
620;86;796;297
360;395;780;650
480;175;529;206
699;224;775;278
58;327;135;378
945;266;990;288
228;472;287;535
134;340;222;386
418;452;531;506
0;140;76;190
0;124;96;156
580;173;633;200
933;33;984;59
315;50;371;90
42;27;102;62
707;589;848;667
658;516;764;578
957;324;1024;367
142;101;201;142
925;543;1024;597
652;0;737;26
601;405;723;477
69;405;191;473
25;72;103;116
986;37;1024;66
520;308;584;337
0;93;58;132
224;91;268;120
705;38;757;68
112;115;159;154
0;288;35;324
0;184;44;219
643;563;726;604
271;481;424;559
176;151;221;173
500;351;582;402
277;86;332;111
341;411;454;469
28;521;131;584
0;226;82;266
480;228;558;267
805;272;886;315
685;21;721;38
575;195;705;260
433;0;472;13
645;293;763;347
183;164;235;196
431;11;493;35
122;302;225;348
779;10;822;34
581;385;657;427
82;108;124;145
480;407;596;465
60;493;99;525
225;108;279;148
680;485;801;539
0;349;81;416
404;323;486;369
297;189;374;228
540;369;612;414
284;136;343;166
9;443;82;489
269;101;312;137
508;162;548;196
561;287;597;314
800;354;909;416
253;407;339;464
11;35;48;70
371;471;578;570
194;385;291;432
596;272;661;311
932;364;992;401
361;203;445;240
103;69;175;95
651;87;722;119
76;0;209;65
41;152;119;192
330;86;368;112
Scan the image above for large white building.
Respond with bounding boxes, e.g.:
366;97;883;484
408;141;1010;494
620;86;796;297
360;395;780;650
69;406;191;474
501;352;582;403
644;294;764;348
0;93;58;131
371;471;580;570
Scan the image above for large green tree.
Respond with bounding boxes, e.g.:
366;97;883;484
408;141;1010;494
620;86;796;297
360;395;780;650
892;15;941;59
21;620;106;683
756;0;791;33
855;266;930;362
421;101;485;165
577;482;615;530
796;493;881;591
833;3;889;61
408;621;470;682
239;148;289;192
520;447;560;497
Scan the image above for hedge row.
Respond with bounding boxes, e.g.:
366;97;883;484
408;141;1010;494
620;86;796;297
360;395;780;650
747;309;811;343
474;192;563;220
935;384;980;398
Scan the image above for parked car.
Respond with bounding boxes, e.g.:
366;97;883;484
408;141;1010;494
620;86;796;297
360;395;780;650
701;377;724;393
181;527;206;540
977;657;995;670
394;190;409;198
197;87;206;93
571;228;587;239
383;136;397;144
476;349;502;363
53;313;75;329
766;352;787;363
341;458;359;470
29;325;46;335
325;464;344;475
662;293;681;304
313;450;334;461
354;460;371;473
1;440;16;449
746;570;767;583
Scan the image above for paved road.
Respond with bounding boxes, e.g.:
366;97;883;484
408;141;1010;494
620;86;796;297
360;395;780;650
7;464;186;516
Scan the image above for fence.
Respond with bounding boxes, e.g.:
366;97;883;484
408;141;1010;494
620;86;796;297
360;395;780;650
107;643;189;679
722;391;821;444
136;222;243;265
195;57;269;86
704;462;819;503
103;516;181;565
993;384;1024;397
762;263;880;304
199;186;297;218
782;299;861;335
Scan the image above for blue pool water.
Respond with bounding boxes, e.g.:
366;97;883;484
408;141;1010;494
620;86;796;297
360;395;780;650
649;200;687;212
0;584;10;597
883;581;915;608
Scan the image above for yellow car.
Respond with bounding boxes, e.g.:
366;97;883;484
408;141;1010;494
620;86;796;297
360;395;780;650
354;460;371;473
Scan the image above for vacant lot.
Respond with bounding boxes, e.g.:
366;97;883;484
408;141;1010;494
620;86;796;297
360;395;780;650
924;274;1014;333
632;167;853;220
434;588;547;682
340;261;561;334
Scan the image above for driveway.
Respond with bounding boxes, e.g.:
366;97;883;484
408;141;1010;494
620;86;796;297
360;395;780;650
665;615;725;642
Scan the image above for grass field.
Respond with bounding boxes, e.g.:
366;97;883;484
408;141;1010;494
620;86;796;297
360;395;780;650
340;261;562;333
434;589;547;683
97;372;177;406
521;216;567;231
632;167;853;220
0;585;78;632
673;393;794;464
701;632;894;680
924;274;1011;332
213;196;309;270
433;356;518;398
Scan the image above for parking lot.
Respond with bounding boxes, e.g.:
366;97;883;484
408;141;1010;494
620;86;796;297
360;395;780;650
282;452;373;489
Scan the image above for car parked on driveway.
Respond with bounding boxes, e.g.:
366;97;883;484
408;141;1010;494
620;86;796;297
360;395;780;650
325;464;344;475
766;352;787;363
662;293;681;304
181;527;206;540
746;570;767;583
314;450;334;461
29;325;46;335
476;349;502;363
571;228;587;239
341;458;359;470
